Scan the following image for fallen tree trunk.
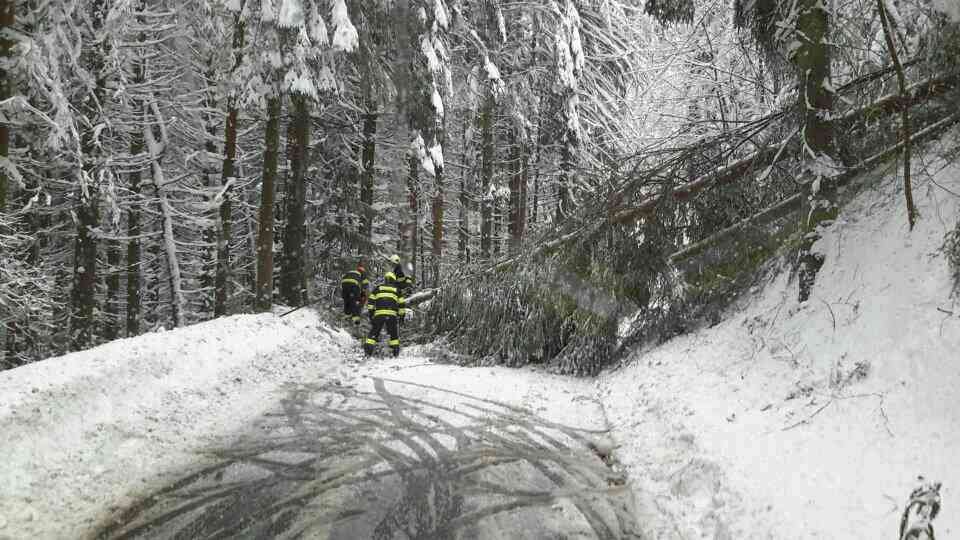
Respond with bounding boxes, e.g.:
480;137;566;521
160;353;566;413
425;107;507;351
419;71;960;290
669;111;960;263
144;100;185;328
405;288;438;307
611;71;959;226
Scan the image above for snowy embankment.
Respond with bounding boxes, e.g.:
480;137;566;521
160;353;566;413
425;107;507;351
0;309;356;539
601;135;960;538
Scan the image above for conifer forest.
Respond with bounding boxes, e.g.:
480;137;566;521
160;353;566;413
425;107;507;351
1;0;959;374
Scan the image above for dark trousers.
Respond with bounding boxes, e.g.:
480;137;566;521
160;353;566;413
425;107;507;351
341;286;362;324
365;315;400;357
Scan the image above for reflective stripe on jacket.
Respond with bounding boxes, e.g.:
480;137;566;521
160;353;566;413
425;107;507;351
341;270;369;291
367;284;406;317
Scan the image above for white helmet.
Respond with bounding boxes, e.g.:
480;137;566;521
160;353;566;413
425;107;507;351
389;254;401;265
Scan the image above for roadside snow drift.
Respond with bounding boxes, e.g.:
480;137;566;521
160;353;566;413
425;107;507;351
601;134;960;538
0;309;355;539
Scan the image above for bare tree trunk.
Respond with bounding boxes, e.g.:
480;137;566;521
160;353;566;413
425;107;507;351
255;95;282;312
104;241;120;340
71;0;108;351
458;116;471;264
532;150;540;226
492;198;501;259
794;0;836;302
200;61;219;317
71;200;99;350
431;167;443;287
458;172;470;264
159;191;184;327
877;0;918;229
127;138;142;336
406;152;419;277
145;101;184;328
557;135;574;221
215;12;246;317
479;91;495;260
508;127;527;253
1;0;15;361
359;99;377;247
126;5;146;337
279;94;309;306
0;0;11;212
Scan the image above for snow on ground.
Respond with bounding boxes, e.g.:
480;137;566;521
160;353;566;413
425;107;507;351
2;136;958;540
600;135;960;538
358;353;607;435
0;308;356;539
0;313;616;538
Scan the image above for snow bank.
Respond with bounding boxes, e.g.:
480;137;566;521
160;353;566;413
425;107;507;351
601;134;960;538
0;309;355;539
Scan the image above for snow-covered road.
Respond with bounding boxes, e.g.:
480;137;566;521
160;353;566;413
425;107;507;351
96;359;639;539
0;311;640;539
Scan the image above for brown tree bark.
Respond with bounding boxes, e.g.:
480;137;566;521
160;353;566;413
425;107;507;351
279;94;309;306
255;95;282;312
214;11;246;317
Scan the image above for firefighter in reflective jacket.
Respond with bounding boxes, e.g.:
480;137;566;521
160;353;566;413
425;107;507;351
340;264;369;326
364;272;406;357
388;254;414;305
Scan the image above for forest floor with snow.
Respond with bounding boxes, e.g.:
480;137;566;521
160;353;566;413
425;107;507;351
2;133;960;539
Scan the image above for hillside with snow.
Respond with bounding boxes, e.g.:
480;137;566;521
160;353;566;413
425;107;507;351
600;132;960;538
2;134;959;539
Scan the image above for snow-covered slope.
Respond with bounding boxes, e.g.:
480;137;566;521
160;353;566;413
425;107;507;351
0;309;356;538
601;134;960;538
